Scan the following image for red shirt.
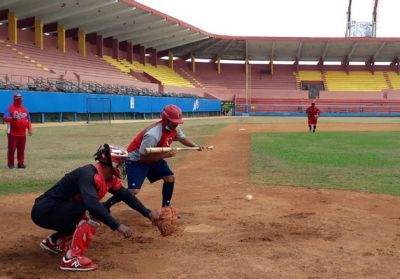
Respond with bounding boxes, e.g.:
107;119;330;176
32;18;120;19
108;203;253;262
127;120;178;152
3;104;32;136
306;106;320;121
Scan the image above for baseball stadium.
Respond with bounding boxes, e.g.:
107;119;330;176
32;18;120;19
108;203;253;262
0;0;399;278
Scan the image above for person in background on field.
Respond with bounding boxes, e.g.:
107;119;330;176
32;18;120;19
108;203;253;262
306;101;320;133
31;144;160;271
3;92;32;169
103;104;205;211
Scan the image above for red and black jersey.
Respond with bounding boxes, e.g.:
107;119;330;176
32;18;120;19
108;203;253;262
43;164;122;229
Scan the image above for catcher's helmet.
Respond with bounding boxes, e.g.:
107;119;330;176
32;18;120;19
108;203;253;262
161;105;183;125
94;144;129;178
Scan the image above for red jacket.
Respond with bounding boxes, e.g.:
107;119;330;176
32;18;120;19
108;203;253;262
3;103;32;137
306;106;320;121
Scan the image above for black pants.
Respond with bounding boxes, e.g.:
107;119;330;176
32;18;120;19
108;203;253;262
31;195;86;236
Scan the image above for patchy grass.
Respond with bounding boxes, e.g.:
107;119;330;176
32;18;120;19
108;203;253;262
0;119;231;194
1;116;399;195
251;131;400;195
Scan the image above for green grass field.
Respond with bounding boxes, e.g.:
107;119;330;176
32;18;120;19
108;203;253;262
1;117;399;195
0;118;233;194
251;131;400;195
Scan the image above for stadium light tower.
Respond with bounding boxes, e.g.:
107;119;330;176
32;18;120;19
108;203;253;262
345;0;352;37
345;0;378;37
372;0;378;37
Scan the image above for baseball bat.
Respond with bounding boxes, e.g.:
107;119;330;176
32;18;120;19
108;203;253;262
145;146;214;154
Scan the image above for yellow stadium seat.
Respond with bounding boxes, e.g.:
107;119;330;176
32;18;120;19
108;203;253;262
297;71;323;81
103;56;194;87
325;71;389;91
386;72;400;90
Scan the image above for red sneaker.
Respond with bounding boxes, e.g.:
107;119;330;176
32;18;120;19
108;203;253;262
40;236;64;255
59;256;97;271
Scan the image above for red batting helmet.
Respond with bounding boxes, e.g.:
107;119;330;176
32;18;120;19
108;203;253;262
161;104;183;124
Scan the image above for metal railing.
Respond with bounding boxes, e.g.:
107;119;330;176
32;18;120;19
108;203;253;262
0;73;201;98
235;103;400;114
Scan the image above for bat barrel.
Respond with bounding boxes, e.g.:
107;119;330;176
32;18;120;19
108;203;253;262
145;145;214;154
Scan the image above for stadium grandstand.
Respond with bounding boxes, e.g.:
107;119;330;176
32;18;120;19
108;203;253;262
1;0;400;121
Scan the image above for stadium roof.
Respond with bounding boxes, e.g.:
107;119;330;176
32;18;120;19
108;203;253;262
1;0;400;62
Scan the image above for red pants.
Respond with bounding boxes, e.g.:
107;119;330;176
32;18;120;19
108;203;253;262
308;118;317;125
7;134;26;167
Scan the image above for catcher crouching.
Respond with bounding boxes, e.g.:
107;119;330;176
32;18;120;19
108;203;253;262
31;144;159;271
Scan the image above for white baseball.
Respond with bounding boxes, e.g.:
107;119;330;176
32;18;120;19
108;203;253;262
245;194;253;201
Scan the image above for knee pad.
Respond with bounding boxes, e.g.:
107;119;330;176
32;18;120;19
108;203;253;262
70;216;99;257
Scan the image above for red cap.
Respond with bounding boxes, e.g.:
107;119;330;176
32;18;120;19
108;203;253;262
13;92;22;99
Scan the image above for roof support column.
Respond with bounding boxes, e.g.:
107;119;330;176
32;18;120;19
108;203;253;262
78;30;86;57
96;35;103;57
139;45;145;65
342;55;350;74
191;54;195;73
390;57;399;74
127;42;133;63
57;24;65;53
151;48;157;67
217;56;221;74
112;39;119;60
366;56;375;74
8;11;17;44
318;57;324;74
270;59;274;75
294;57;299;73
35;19;43;49
168;50;173;70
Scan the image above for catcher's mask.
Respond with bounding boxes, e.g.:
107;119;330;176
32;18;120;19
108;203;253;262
94;144;129;179
161;105;183;125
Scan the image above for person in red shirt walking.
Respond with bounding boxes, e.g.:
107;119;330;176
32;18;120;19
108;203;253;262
3;92;33;169
306;101;321;133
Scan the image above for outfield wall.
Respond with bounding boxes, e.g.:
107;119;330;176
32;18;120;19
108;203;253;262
234;102;400;117
0;90;221;122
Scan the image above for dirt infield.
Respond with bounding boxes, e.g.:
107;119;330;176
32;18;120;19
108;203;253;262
0;122;399;279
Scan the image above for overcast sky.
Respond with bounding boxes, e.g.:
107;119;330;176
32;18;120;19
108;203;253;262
136;0;400;37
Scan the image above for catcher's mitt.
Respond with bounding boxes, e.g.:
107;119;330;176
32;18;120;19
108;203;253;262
154;206;178;236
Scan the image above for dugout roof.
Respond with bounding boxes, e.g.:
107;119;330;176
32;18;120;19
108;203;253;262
1;0;400;62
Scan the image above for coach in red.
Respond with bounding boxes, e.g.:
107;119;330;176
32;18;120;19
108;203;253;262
3;92;33;169
306;101;320;133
